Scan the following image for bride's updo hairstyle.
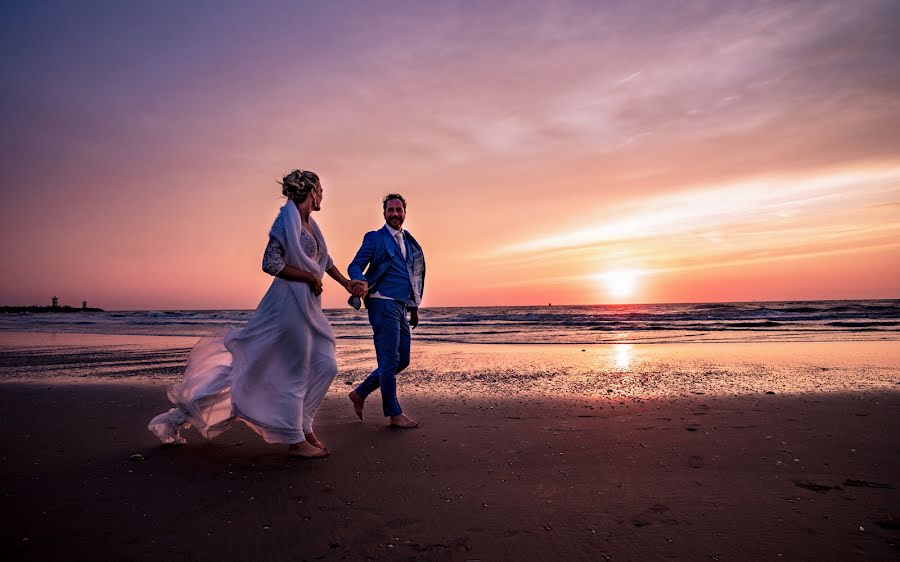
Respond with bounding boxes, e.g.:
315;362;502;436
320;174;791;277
278;169;320;203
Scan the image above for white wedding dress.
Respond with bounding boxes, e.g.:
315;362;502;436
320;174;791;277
148;202;337;445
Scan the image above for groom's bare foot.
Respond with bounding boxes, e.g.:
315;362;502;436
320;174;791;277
304;432;328;452
390;414;418;428
288;441;329;459
349;391;365;420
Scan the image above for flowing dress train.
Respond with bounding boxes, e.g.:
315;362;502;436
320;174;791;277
148;202;337;445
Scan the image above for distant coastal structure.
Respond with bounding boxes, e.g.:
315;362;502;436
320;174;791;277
0;296;104;313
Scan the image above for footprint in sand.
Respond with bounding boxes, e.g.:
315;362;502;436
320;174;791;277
632;504;678;528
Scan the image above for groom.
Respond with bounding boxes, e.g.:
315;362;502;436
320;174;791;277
347;194;426;428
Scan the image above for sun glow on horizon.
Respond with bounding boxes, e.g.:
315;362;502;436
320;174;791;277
599;269;643;298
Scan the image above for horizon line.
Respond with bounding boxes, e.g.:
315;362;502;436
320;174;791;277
34;295;897;313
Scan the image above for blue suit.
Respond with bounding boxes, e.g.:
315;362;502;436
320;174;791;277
348;226;425;417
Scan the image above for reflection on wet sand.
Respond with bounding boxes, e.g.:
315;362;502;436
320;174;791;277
613;343;633;371
4;332;896;403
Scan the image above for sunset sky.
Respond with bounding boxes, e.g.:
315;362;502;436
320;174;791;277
2;1;899;310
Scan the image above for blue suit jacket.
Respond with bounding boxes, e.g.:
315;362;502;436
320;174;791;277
348;226;425;310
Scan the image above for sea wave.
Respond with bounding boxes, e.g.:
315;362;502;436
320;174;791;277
1;299;897;344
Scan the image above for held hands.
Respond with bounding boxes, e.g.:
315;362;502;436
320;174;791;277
304;276;368;299
346;280;368;298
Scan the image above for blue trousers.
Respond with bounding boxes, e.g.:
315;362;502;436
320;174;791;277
354;298;410;417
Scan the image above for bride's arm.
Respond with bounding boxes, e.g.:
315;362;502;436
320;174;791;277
276;265;317;283
277;265;323;295
326;265;365;296
262;237;323;293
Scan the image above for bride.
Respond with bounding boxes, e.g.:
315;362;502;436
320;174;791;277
149;169;364;458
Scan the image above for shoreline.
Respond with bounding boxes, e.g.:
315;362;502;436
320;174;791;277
3;328;900;349
2;329;899;346
2;332;898;401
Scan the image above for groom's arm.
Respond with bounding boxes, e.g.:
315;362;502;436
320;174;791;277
347;232;377;282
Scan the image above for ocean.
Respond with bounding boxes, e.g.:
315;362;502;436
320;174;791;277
1;300;898;345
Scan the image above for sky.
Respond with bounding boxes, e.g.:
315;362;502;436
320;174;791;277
1;0;899;310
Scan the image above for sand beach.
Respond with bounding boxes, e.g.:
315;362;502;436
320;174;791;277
2;332;899;560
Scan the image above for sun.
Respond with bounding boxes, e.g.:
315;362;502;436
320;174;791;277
600;269;640;298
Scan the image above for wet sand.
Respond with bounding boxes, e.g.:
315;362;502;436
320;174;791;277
1;334;900;559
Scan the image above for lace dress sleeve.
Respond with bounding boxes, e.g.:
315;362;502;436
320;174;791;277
261;236;286;276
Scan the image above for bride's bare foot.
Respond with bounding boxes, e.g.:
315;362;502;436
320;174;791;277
304;432;328;452
390;414;418;428
288;440;329;459
349;391;365;420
